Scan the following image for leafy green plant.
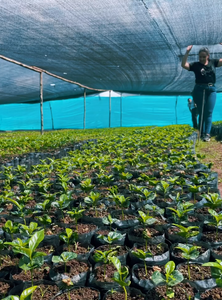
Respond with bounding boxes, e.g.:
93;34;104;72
52;251;77;273
203;193;222;209
113;194;130;220
168;202;194;224
80;178;95;192
97;231;125;248
93;247;117;279
2;286;38;300
138;210;157;226
59;228;78;252
52;192;72;221
84;191;101;217
102;214;118;231
3;220;19;240
151;261;184;300
172;224;199;243
155;181;173;201
109;257;131;300
175;243;201;280
67;207;85;230
19;222;41;237
36;214;52;231
206;209;222;239
131;248;152;276
5;229;46;286
203;259;222;287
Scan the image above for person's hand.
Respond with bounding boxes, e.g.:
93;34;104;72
186;45;193;52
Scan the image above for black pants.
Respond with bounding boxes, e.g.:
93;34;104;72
191;107;198;129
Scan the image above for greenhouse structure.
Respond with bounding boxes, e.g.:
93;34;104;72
1;2;222;300
1;0;222;130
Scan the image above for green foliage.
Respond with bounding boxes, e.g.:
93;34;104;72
151;261;184;299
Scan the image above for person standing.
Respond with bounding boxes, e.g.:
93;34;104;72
188;98;198;129
181;45;222;141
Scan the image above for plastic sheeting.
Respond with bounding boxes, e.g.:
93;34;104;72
0;94;222;131
1;1;222;104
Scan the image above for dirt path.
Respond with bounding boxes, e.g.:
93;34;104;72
195;137;222;195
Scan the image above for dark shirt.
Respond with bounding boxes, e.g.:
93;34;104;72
189;59;219;84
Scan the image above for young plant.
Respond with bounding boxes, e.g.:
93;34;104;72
80;178;95;192
59;228;78;252
3;220;19;240
52;251;77;273
206;209;222;239
203;259;222;287
5;229;46;286
172;224;199;243
102;214;118;231
168;202;194;224
155;181;173;201
151;261;184;300
109;257;131;300
113;194;130;220
93;247;117;279
175;243;201;280
2;286;38;300
67;207;85;230
97;231;125;248
84;191;101;217
19;222;41;237
131;248;152;276
52;193;72;221
36;214;52;232
203;193;222;209
138;210;157;226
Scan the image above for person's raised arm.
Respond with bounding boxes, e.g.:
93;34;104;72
181;45;193;70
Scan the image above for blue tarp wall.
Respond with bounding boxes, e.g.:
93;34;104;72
1;94;222;130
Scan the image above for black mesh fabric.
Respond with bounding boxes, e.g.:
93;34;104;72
1;0;222;104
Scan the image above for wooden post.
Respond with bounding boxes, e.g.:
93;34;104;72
109;90;111;128
40;72;44;135
84;89;86;129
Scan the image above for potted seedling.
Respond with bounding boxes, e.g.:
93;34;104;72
151;261;184;300
97;231;125;248
67;207;85;230
175;243;201;280
3;220;20;241
131;248;152;276
52;251;77;273
203;193;222;209
59;228;78;252
203;259;222;287
5;229;46;286
206;209;222;240
168;202;194;224
109;257;131;300
102;214;118;231
2;286;38;300
171;224;200;244
92;248;117;279
84;191;101;217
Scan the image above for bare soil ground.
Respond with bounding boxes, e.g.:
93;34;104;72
195;137;222;195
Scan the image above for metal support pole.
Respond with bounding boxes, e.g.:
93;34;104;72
175;96;178;125
198;89;206;142
49;101;54;130
40;72;44;135
84;88;86;129
109;90;111;128
120;93;122;127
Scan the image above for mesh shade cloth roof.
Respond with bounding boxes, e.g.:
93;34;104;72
1;0;222;104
